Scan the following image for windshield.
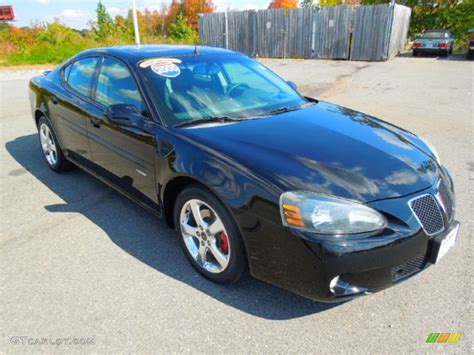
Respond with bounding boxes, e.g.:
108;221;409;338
140;54;307;126
422;31;449;39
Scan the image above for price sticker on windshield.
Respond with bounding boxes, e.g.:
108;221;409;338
150;62;181;78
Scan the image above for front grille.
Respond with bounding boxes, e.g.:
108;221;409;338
409;194;444;235
391;255;426;282
437;179;454;222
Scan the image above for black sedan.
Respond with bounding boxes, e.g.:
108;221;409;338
29;45;459;302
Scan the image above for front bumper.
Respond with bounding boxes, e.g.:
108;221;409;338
314;220;460;302
236;173;458;303
240;211;459;302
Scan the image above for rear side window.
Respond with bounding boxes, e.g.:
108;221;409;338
66;57;99;97
95;58;145;113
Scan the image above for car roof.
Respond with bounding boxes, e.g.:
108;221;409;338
76;45;241;65
424;29;451;34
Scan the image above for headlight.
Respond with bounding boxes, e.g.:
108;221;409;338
280;191;387;235
419;136;441;164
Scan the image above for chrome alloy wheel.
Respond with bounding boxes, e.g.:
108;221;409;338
179;199;231;273
39;123;57;166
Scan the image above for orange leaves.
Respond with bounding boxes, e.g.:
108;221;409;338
183;0;215;30
268;0;298;9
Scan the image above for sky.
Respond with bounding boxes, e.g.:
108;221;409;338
2;0;272;29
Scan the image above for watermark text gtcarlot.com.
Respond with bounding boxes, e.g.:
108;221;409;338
10;336;94;346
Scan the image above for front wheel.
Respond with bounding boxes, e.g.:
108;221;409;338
37;117;72;172
174;184;247;283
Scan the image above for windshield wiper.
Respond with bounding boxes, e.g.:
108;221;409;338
173;116;244;128
255;105;307;118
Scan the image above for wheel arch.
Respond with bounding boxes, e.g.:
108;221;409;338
163;175;200;228
34;109;46;126
162;175;230;229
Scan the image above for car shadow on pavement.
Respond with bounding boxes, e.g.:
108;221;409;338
6;134;341;320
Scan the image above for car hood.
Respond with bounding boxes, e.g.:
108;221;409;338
177;101;440;203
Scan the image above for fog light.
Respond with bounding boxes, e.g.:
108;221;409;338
329;276;369;297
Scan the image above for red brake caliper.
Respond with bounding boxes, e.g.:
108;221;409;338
219;232;229;254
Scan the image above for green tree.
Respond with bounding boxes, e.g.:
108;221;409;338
300;0;316;7
92;0;115;39
361;0;474;49
168;11;194;41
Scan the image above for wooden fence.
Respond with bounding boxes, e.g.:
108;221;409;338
199;4;411;62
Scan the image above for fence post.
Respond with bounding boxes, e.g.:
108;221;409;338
224;11;229;49
311;8;316;58
252;10;257;57
348;5;355;61
384;3;395;60
281;30;286;58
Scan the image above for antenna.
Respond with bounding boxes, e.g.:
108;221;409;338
131;0;140;45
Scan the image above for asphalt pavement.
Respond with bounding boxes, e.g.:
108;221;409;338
1;54;472;353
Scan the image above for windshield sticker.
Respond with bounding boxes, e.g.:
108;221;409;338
139;57;182;68
150;62;181;78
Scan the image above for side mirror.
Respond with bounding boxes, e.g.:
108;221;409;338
106;103;141;126
287;80;297;91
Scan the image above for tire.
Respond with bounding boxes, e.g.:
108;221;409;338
412;50;418;57
174;184;247;283
37;117;73;172
467;51;474;60
441;50;448;57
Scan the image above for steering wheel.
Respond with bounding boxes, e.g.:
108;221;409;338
227;83;250;98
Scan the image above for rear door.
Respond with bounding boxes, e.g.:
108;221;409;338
51;56;99;162
87;56;157;206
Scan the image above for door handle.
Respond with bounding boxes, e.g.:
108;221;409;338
51;96;58;105
90;117;101;128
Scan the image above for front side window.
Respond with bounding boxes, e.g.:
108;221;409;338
141;54;307;126
66;57;99;97
95;58;145;114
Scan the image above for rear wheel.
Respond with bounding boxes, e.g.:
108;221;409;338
37;117;72;172
412;50;418;57
174;184;247;283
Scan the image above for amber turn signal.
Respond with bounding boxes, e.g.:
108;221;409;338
282;204;305;227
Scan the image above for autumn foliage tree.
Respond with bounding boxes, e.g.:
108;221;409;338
166;0;182;33
268;0;298;9
183;0;215;30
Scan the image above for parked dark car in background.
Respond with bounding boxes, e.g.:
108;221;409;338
467;29;474;59
28;45;459;302
412;30;454;57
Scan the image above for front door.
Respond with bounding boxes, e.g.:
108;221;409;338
51;56;100;161
87;57;157;206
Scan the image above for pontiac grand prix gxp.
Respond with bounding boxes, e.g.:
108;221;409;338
29;45;459;302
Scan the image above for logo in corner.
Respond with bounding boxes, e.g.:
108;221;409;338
426;332;461;343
